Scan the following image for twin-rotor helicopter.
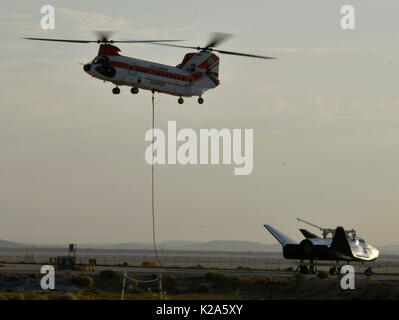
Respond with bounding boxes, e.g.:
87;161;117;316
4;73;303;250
25;32;275;104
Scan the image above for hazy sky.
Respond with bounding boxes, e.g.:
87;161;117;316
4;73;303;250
1;0;399;246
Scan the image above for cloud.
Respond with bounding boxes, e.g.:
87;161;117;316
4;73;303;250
0;12;38;34
0;41;37;53
0;14;32;19
263;47;381;54
57;8;130;32
131;24;199;39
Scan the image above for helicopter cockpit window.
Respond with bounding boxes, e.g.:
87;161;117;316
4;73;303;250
92;56;109;64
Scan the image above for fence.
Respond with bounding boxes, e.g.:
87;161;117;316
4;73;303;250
1;253;399;274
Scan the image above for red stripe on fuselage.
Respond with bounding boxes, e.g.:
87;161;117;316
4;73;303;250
109;61;193;82
110;61;130;69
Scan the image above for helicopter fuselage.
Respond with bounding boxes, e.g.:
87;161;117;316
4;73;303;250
83;44;220;98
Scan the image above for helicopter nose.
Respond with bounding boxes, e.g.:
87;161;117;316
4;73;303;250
83;64;91;72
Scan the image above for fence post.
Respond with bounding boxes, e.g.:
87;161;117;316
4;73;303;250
121;271;127;300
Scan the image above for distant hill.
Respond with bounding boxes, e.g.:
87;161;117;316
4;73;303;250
0;239;27;248
79;240;281;252
0;238;280;252
1;238;398;255
158;240;280;252
82;241;398;255
379;245;399;256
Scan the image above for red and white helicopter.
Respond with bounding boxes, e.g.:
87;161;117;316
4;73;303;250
25;32;275;104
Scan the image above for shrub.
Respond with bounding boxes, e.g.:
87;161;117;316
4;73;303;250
4;274;19;282
141;261;157;267
233;289;241;300
99;270;118;280
55;293;76;300
23;292;47;300
6;293;24;300
285;276;296;284
293;272;305;281
236;266;252;271
71;276;94;288
164;274;178;284
316;270;330;279
194;282;213;293
205;272;228;281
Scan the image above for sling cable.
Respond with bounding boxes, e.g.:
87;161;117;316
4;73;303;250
151;91;163;268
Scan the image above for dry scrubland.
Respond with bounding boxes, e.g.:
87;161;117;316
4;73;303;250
1;270;399;300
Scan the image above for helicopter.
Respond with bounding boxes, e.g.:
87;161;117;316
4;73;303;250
264;218;379;276
24;32;275;104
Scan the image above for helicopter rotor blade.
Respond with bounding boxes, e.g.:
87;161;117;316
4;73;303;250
23;37;97;43
212;48;276;60
94;30;114;43
150;43;275;60
205;32;233;48
146;42;199;50
24;32;276;60
115;40;186;44
24;37;185;45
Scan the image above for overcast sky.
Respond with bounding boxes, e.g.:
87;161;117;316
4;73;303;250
1;0;399;247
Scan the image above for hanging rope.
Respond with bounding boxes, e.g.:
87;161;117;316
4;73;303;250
123;273;160;283
121;271;162;300
151;91;163;268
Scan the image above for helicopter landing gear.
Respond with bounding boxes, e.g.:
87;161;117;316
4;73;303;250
364;267;373;277
178;97;184;105
198;97;204;104
131;87;139;94
112;87;120;95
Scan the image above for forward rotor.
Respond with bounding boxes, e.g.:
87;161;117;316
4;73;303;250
24;30;184;45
